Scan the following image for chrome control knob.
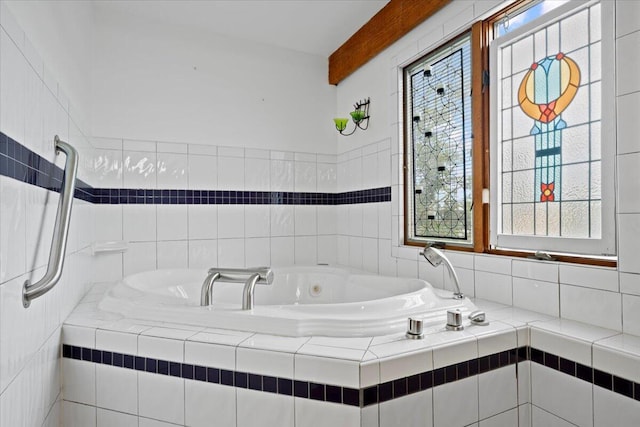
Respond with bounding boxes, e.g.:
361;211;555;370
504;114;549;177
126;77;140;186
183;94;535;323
446;309;464;331
406;317;424;339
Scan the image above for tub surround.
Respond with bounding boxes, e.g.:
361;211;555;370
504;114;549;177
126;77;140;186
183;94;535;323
62;282;640;426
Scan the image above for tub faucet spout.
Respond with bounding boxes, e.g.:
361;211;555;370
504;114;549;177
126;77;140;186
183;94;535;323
420;246;464;299
242;273;261;310
200;271;221;306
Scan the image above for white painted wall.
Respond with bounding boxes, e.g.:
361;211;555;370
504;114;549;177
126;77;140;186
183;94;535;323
4;0;94;130
91;6;337;154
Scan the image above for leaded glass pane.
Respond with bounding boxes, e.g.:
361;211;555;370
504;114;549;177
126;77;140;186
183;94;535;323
406;34;473;243
496;2;602;241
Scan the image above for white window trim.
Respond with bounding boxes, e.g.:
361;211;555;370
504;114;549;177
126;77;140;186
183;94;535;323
489;0;616;257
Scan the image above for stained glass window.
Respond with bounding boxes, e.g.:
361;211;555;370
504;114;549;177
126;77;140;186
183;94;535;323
491;0;615;256
405;34;473;245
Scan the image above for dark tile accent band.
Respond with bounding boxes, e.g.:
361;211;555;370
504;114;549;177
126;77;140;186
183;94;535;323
528;347;640;402
62;343;640;406
0;132;390;206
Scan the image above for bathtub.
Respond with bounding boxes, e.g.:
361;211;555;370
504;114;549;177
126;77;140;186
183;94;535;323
98;266;478;337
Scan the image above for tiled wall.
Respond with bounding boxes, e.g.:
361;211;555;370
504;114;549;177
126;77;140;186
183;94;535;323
0;3;95;426
335;0;640;334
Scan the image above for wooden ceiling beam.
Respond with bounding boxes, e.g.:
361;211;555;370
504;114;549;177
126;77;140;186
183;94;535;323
328;0;453;85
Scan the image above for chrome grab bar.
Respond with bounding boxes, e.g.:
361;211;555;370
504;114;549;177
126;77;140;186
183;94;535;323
200;267;273;309
23;136;78;308
207;267;273;285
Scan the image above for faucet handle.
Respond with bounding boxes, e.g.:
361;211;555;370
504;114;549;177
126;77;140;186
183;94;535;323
445;309;464;331
469;310;488;326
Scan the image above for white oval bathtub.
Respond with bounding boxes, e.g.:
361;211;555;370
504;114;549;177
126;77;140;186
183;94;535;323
98;266;478;337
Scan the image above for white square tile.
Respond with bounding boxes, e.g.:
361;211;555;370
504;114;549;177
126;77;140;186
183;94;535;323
188;239;218;268
123;205;156;242
62;325;96;348
188;205;217;239
512;260;558;282
433;376;478;427
560;284;622;331
245;206;270;238
362;204;378;238
593;385;640;426
237;347;293;378
432;336;477;369
271;237;294;267
623;293;640;336
217;238;245;267
185;381;236;427
157;241;188;269
62;359;95;405
217;156;244;190
217;206;245;239
295;398;361;427
512;277;559;317
184;339;236;370
474;324;517;358
617;32;640;96
593;335;640;383
237;389;293;427
271;206;294;237
63;401;96;427
317;235;337;265
317;206;336;235
295;236;317;265
138;372;184;425
559;264;618;292
271;159;294;191
617;92;640;155
479;365;517;420
294;206;317;236
295;354;360;388
479;408;518;427
96;365;137;415
618;153;640;213
157;205;188;240
294;161;317;192
245;157;270;191
156;153;187;189
123;242;157;276
379;390;433;427
518;361;531;406
616;0;640;37
530;328;592;366
475;254;511;275
97;408;137;427
475;271;513;306
362;238;379;274
531;404;574;427
245;237;271;267
188;154;217;189
531;363;593;427
123;151;156;189
316;162;336;193
138;335;184;362
378;349;432;384
620;272;640;296
95;330;137;354
93;205;123;242
619;213;640;274
0;178;27;282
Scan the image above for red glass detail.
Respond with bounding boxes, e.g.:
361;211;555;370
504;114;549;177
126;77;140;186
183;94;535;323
540;182;555;202
537;100;557;123
531;63;538;70
556;52;565;60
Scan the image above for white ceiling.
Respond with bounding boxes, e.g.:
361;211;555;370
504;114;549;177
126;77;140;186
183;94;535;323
93;0;390;57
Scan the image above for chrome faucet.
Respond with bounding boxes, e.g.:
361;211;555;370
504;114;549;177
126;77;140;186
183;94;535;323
420;246;464;299
200;267;273;309
200;271;221;306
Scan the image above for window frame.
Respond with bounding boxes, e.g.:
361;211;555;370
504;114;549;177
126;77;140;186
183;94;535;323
402;0;616;267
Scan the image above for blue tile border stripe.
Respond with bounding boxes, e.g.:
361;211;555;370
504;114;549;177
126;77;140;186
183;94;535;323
0;132;391;206
61;343;640;406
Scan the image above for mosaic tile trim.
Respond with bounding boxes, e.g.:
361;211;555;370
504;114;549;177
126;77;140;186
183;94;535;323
0;132;391;205
63;344;522;407
529;347;640;402
62;343;640;406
